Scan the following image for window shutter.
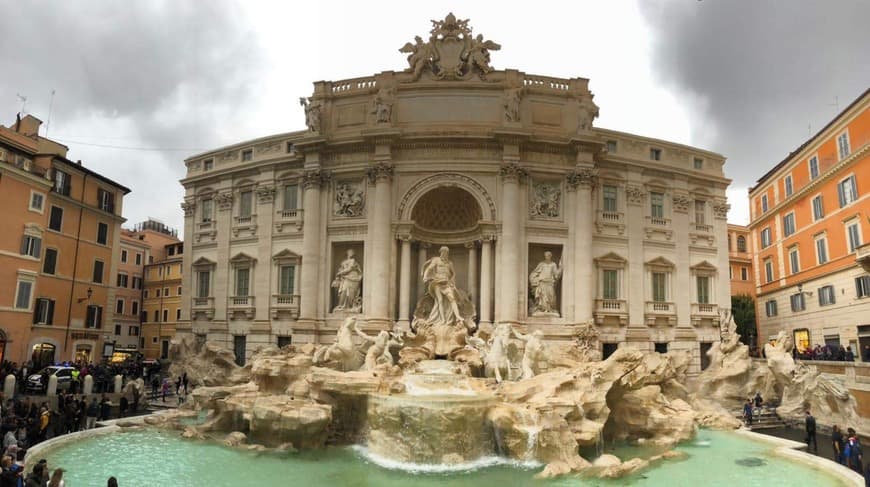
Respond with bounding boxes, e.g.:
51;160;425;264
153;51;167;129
850;175;858;199
96;306;103;328
48;299;55;325
838;183;846;207
33;300;40;324
20;237;27;255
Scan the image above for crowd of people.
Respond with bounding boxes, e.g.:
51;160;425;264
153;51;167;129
793;344;859;362
0;358;157;396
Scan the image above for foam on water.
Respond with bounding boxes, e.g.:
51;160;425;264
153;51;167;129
350;445;542;473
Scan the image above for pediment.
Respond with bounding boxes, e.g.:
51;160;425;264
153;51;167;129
690;260;718;273
272;249;301;262
230;252;257;264
645;256;675;269
595;252;627;266
192;256;216;268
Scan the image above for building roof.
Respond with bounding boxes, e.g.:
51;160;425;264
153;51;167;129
53;155;132;194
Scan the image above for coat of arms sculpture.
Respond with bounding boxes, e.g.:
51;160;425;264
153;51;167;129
399;13;501;81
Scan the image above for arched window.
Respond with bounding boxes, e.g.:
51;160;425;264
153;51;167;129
737;235;747;252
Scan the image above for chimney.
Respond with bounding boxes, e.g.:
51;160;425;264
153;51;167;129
15;114;43;137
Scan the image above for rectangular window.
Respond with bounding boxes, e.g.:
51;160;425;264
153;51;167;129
606;140;617;153
48;206;63;232
20;235;41;258
114;324;122;335
97;222;108;245
43;248;57;275
236;268;250;296
819;285;836;306
163;287;169;297
97;188;115;213
203;159;213;171
92;260;104;283
116;273;129;288
737;236;747;252
694;200;706;224
241;149;253;162
135;253;142;266
765;300;778;317
132;276;142;290
279;265;295;295
761;195;769;213
121;249;128;263
233;335;246;366
176;308;181;320
790;293;805;312
15;280;33;309
782;213;795;237
809;156;819;179
129;326;139;336
857;276;870;298
812;195;824;220
85;305;103;328
33;298;54;324
649;148;661;161
162;309;169;322
760;227;771;248
837;132;851;160
283;185;298;211
693;157;703;169
131;300;139;316
177;286;182;296
848;222;862;252
144;290;149;299
651;272;667;302
239;191;253;218
197;271;211;298
696;276;710;304
53;169;71;196
741;267;748;281
153;310;159;322
650;192;664;218
784;175;793;197
115;299;124;314
155;288;161;297
816;237;828;264
838;175;858;207
789;248;800;274
30;192;44;212
602;269;618;299
764;259;774;283
602;185;617;212
201;198;213;223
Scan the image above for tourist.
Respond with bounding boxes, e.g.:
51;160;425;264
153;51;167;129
99;396;111;421
753;392;763;413
107;476;118;487
742;399;753;426
86;398;99;429
832;425;845;464
48;468;64;487
863;346;870;362
119;396;128;418
24;463;43;487
0;455;21;487
182;373;189;395
805;410;817;452
161;379;170;403
846;346;855;362
2;429;16;450
846;428;863;473
150;375;160;399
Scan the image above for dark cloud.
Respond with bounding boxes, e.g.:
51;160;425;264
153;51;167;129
639;0;870;188
0;1;264;229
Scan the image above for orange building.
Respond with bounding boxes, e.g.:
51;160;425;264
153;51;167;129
111;230;150;356
0;114;130;368
727;224;755;298
748;89;869;355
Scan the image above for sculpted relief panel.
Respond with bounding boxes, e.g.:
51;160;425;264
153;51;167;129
334;181;365;218
529;181;561;219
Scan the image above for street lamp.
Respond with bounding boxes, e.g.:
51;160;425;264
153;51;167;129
77;287;93;303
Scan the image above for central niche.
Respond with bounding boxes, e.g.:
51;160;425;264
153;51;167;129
411;186;482;231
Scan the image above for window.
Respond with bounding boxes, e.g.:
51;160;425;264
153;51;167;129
168;246;175;256
233;335;246;366
696;276;710;304
693;158;703;169
650;192;664;218
654;343;668;354
837;132;851;160
121;249;128;263
162;309;169;322
741;267;748;281
116;273;129;288
143;290;149;299
29;191;44;212
132;277;142;290
788;248;800;274
33;298;54;324
131;300;139;316
277;336;293;348
174;308;180;320
764;259;774;283
15;280;33;309
283;185;298;211
236;268;250;296
201;198;214;223
847;221;862;252
809;156;819;180
97;222;108;245
782;213;795;237
760;228;771;248
203;159;214;171
153;310;159;322
765;300;778;317
761;195;768;213
85;305;103;328
239;191;253;218
21;235;41;258
818;285;836;306
163;287;169;297
286;142;295;154
694;200;706;224
857;276;870;298
129;326;139;336
651;272;667;302
279;265;295;295
838;175;858;207
114;324;122;335
602;185;617;212
737;236;747;252
812;195;824;220
649;148;661;161
115;299;124;314
241;149;253;162
97;188;115;213
794;329;810;352
177;286;182;296
155;288;161;298
43;248;57;275
784;175;793;197
92;260;104;283
815;236;828;264
790;293;805;312
135;253;142;266
197;271;211;298
53;168;71;196
602;269;618;299
729;266;732;279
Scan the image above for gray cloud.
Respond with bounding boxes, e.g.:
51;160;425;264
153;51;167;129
639;0;870;190
0;1;264;230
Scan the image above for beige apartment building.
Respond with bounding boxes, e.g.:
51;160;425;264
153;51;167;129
136;220;182;359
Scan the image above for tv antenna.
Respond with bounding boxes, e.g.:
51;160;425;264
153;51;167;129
45;89;56;138
829;95;839;112
16;94;27;115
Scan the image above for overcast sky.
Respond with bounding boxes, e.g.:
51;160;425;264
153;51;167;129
2;1;868;230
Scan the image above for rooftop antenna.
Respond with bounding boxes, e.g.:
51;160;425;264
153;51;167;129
829;96;839;112
45;89;56;138
16;93;27;115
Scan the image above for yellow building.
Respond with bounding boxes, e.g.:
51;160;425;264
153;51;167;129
139;220;182;359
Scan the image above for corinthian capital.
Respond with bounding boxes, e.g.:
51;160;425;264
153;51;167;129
366;162;394;184
499;162;528;183
180;200;196;217
566;167;596;189
301;169;331;190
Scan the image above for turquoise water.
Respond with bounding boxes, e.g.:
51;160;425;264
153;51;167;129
42;429;845;487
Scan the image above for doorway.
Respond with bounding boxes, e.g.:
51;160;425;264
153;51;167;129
233;335;246;366
602;343;618;360
75;346;92;365
31;343;56;370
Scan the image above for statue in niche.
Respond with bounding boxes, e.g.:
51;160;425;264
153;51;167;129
513;328;547;379
503;87;523;123
411;246;476;357
313;317;362;371
371;85;395;124
530;182;560;218
355;323;403;371
332;249;363;312
299;97;322;132
334;182;364;217
529;251;563;317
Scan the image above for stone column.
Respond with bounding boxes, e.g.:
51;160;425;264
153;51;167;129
418;242;428;273
368;162;394;323
568;167;596;323
466;242;478;301
498;163;526;323
479;237;494;327
299;169;327;321
397;236;412;331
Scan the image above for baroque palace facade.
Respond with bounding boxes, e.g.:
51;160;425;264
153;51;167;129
177;14;731;372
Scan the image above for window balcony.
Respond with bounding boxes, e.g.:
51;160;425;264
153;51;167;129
191;296;215;320
645;216;671;227
275;208;304;233
643;216;673;241
594;298;628;326
595;211;625;235
232;214;258;237
691;302;720;327
270;294;300;320
693;223;713;233
228;295;255;320
644;300;676;326
856;243;870;273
